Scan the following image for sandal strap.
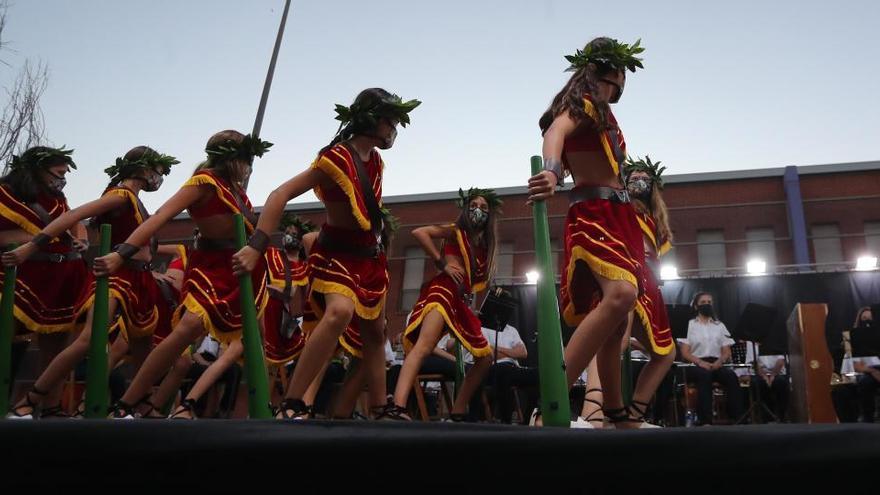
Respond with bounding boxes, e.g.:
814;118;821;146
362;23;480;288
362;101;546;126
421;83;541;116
628;400;650;420
375;403;411;421
276;399;309;420
40;404;70;418
170;398;197;419
603;407;631;423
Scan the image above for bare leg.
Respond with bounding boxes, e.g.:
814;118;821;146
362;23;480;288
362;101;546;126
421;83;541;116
14;299;119;413
118;312;205;412
108;336;129;370
357;308;388;410
149;354;193;413
580;357;604;426
392;310;446;415
564;277;638;388
330;359;367;418
629;317;675;425
284;293;354;402
171;340;243;419
127;335;153;375
451;354;492;417
301;360;331;410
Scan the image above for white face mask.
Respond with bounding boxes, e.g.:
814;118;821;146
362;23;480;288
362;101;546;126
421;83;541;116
469;207;488;227
45;172;67;194
627;177;651;198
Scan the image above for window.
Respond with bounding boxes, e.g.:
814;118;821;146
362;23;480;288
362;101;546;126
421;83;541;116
746;227;777;266
865;221;880;257
811;224;843;268
400;247;425;311
496;242;514;282
697;230;726;276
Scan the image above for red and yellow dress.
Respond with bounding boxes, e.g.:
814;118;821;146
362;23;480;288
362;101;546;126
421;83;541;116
263;247;309;364
559;96;649;338
0;186;91;334
633;212;674;354
172;170;268;345
152;246;187;347
308;143;389;357
78;187;162;339
403;227;492;358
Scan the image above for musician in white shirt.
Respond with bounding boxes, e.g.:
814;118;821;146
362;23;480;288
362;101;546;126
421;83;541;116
677;292;744;425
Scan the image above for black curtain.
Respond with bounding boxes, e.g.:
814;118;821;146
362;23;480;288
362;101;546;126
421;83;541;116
502;271;880;367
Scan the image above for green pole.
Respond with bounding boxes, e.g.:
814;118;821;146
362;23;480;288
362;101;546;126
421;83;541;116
85;225;111;418
622;344;633;406
453;341;465;398
0;244;18;414
234;214;272;419
530;156;571;427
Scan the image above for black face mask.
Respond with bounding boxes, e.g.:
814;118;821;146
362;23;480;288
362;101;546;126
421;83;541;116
859;320;874;329
283;234;300;251
697;304;714;317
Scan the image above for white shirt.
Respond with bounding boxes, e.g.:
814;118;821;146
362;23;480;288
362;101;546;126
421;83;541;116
739;342;787;377
678;318;734;359
854;356;880;367
481;325;525;366
438;324;525;366
195;335;220;360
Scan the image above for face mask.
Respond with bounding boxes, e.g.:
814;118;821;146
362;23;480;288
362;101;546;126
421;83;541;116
283;234;300;251
627;178;651;199
469;207;488;227
143;173;163;192
45;172;67;194
378;127;397;150
697;304;714;317
859;319;874;329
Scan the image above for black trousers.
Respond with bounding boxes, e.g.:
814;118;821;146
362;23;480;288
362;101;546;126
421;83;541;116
750;374;790;421
684;363;743;425
857;366;880;423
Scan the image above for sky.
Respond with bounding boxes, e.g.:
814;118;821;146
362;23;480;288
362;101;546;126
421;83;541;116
2;0;878;210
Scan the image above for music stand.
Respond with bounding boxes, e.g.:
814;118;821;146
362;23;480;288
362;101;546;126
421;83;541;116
478;287;518;422
729;303;779;424
666;304;694;425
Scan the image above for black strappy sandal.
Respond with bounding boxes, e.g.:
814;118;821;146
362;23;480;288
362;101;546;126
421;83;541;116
445;413;468;423
581;387;605;428
39;404;71;419
7;385;48;419
169;398;198;420
627;400;661;428
275;398;310;420
374;401;412;421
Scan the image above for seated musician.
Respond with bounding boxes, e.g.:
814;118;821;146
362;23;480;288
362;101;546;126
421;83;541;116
677;291;744;425
742;342;789;422
853;307;879;423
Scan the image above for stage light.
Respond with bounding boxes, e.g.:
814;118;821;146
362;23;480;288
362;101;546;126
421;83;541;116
660;264;679;281
746;259;767;275
525;270;539;284
856;256;878;271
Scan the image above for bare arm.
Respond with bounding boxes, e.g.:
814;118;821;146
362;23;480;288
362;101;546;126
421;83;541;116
155;244;184;258
679;343;709;369
528;111;579;203
93;185;205;275
411;224;455;264
2;194;126;265
432;347;457;362
232;168;324;275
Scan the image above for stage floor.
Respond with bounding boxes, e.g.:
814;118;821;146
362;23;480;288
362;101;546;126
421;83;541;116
2;420;878;490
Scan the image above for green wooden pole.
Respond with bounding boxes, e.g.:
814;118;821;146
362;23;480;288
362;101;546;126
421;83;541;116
85;225;111;418
0;244;18;414
453;341;465;398
234;214;272;419
622;344;633;406
530;156;571;427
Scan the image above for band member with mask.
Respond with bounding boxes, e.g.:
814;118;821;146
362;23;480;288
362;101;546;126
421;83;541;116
3;146;178;419
232;89;420;420
851;307;879;422
94;130;272;418
383;188;500;421
677;292;743;425
621;155;675;426
526;37;649;428
0;146;92;418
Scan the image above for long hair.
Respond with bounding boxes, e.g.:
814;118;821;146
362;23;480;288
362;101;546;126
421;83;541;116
107;146;158;190
0;146;67;203
854;306;873;327
632;186;673;245
539;37;622;135
453;197;499;283
320;88;393;156
194;130;249;185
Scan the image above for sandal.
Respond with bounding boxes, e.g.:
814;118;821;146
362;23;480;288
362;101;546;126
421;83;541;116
40;404;71;419
626;400;661;429
7;385;48;419
275;398;310;420
169;398;198;420
580;387;605;428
